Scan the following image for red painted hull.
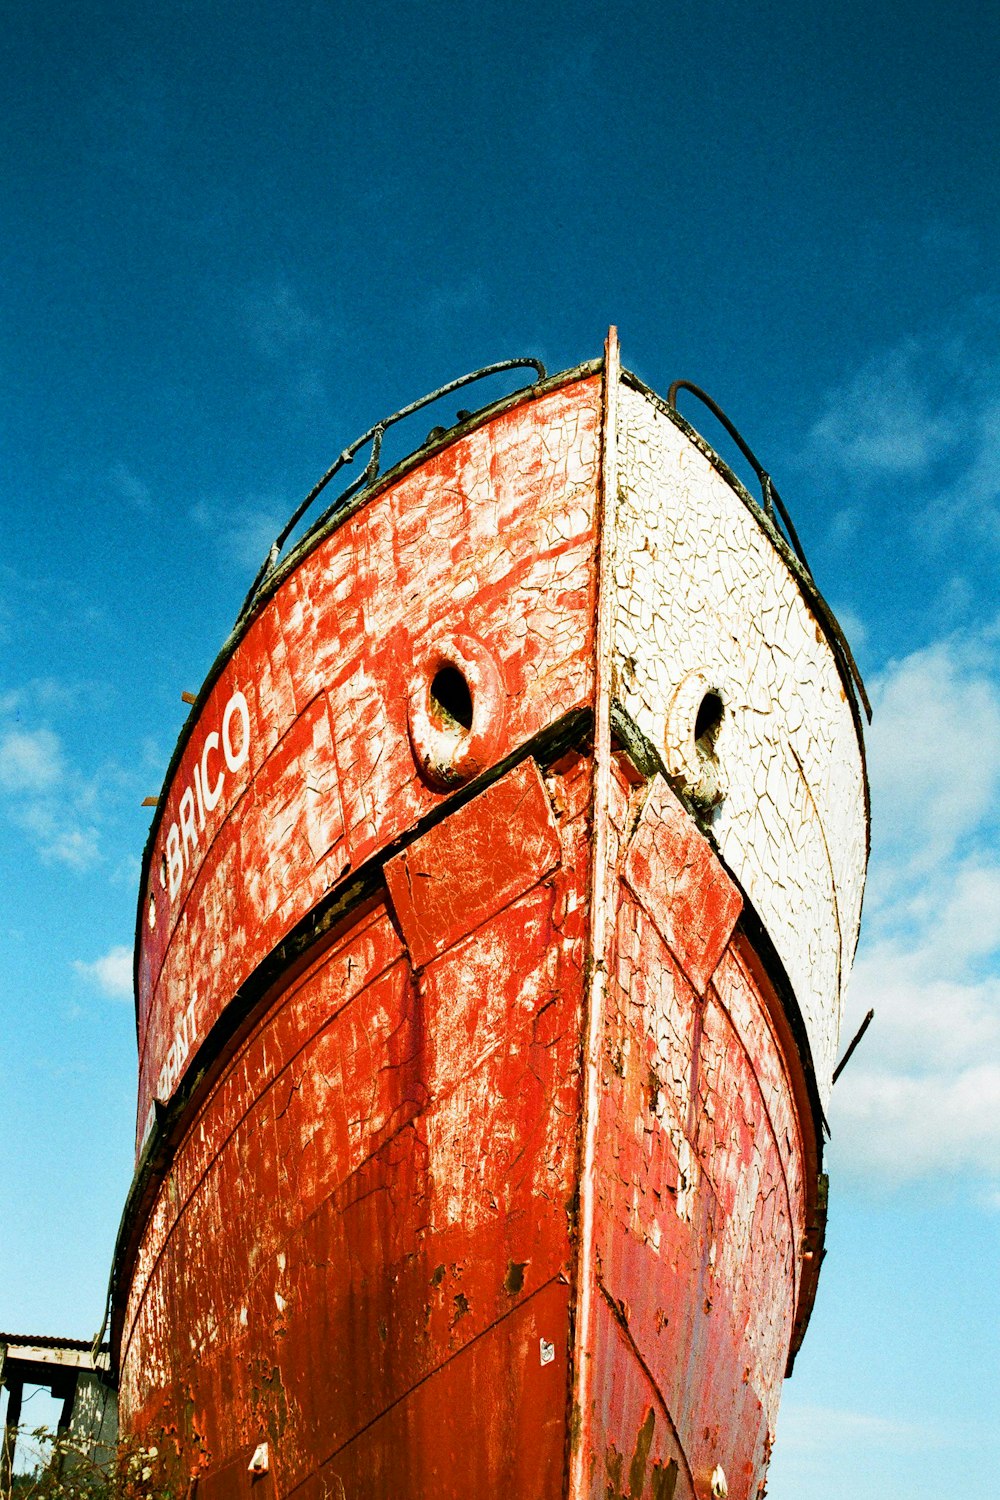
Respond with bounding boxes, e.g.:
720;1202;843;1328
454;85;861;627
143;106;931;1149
114;347;853;1499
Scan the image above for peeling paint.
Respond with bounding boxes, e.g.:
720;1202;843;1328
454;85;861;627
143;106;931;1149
117;352;867;1500
613;382;867;1104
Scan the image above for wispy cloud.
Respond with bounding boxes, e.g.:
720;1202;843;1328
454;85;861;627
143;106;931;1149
238;278;337;416
189;496;286;572
73;944;133;1001
834;1062;1000;1182
0;726;65;793
18;801;101;869
807;341;960;479
776;1402;935;1453
803;307;1000;547
108;462;153;514
805;308;1000;1190
411;275;488;332
0;685;103;869
865;626;1000;880
242;279;325;362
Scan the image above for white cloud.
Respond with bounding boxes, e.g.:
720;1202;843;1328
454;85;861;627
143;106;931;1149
73;945;133;1001
413;276;488;330
829;603;868;652
865;628;1000;885
921;221;979;261
109;462;153;513
803;313;1000;564
111;852;143;888
944;397;1000;516
849;939;1000;1075
832;890;1000;1181
242;280;323;361
829;622;1000;1186
236;279;337;418
1;677;91;714
18;801;101;869
832;1063;1000;1182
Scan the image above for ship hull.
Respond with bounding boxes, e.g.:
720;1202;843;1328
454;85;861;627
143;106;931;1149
119;749;813;1499
115;337;866;1499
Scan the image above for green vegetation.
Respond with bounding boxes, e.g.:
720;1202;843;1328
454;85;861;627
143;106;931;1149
9;1430;168;1500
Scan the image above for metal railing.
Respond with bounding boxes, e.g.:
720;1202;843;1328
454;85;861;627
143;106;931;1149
667;379;813;577
236;357;546;624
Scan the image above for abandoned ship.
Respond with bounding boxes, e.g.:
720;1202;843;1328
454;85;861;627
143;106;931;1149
108;330;870;1499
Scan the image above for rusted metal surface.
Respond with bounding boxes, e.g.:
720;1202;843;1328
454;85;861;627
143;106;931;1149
121;754;591;1498
383;757;562;967
573;758;811;1496
116;344;869;1499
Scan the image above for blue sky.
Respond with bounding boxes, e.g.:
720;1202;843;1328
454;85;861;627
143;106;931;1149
2;2;998;1491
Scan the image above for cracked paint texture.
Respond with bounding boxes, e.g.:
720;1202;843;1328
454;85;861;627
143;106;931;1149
575;757;813;1499
119;365;867;1500
612;382;867;1103
135;377;601;1152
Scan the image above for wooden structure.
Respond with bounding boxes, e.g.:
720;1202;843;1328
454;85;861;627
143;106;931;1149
0;1334;115;1497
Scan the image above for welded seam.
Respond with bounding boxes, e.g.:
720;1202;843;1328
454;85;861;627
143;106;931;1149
568;328;619;1499
117;962;417;1366
596;1281;696;1494
789;743;844;1004
703;967;801;1311
107;711;594;1369
136;707;589;1113
285;1275;571;1494
608;701;827;1151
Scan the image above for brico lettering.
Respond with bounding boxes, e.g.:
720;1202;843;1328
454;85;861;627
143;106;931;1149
164;689;251;902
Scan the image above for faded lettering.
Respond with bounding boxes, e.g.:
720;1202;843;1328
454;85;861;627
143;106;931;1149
160;688;253;909
166;824;183;900
201;731;223;811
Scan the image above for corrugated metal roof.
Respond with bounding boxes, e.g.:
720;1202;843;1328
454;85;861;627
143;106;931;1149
0;1333;109;1353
